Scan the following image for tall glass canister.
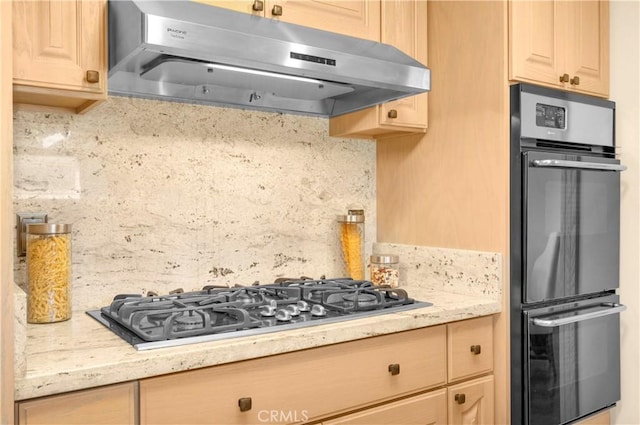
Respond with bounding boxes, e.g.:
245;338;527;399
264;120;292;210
338;210;365;280
26;223;72;323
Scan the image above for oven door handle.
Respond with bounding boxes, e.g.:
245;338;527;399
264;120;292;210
532;303;627;327
531;159;627;172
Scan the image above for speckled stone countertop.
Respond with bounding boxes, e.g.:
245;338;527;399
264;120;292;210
14;286;500;401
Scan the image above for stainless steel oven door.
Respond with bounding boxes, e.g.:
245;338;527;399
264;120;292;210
525;294;624;425
523;150;624;304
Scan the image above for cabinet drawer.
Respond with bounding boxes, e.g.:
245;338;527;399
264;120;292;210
448;316;493;382
324;389;447;425
140;326;446;424
16;383;137;425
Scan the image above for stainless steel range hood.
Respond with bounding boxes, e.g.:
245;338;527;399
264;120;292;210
108;0;431;117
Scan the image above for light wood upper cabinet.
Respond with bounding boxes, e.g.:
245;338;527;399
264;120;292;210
447;376;495;425
329;0;428;139
16;383;138;425
12;0;107;114
509;0;609;98
194;0;380;41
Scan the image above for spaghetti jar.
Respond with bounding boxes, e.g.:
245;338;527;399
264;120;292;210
26;223;72;323
338;210;365;280
370;254;400;287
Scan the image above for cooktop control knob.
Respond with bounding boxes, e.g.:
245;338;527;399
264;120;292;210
296;300;311;312
275;309;292;321
260;305;277;317
311;304;327;317
287;304;301;316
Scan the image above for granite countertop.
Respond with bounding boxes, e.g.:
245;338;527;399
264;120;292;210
14;286;500;401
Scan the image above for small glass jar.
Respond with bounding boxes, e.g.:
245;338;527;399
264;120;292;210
26;223;72;323
370;254;400;287
338;210;365;280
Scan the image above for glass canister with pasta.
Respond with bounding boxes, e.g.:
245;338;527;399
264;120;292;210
338;210;365;280
26;223;72;323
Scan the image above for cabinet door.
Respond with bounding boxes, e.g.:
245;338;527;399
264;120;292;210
509;0;564;88
192;0;261;15
324;389;447;425
266;0;380;41
16;383;137;425
564;0;609;97
328;0;427;139
12;0;107;113
378;0;428;130
447;376;494;425
574;409;611;425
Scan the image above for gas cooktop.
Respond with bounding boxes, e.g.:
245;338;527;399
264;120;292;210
87;278;431;351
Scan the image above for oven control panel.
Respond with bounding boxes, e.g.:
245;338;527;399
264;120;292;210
536;103;566;130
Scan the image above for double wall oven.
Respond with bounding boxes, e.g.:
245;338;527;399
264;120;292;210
510;84;626;425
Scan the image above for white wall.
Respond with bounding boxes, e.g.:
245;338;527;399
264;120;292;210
611;1;640;424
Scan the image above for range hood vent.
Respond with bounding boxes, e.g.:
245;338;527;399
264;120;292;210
108;0;431;117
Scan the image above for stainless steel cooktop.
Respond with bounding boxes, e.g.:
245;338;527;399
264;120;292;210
87;278;431;351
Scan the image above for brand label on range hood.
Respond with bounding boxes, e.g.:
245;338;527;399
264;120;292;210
290;52;336;67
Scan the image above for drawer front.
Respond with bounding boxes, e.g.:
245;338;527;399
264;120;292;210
140;326;446;424
324;388;447;425
16;383;137;425
448;316;494;382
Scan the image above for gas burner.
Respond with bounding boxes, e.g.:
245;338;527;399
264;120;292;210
174;313;204;331
88;277;431;350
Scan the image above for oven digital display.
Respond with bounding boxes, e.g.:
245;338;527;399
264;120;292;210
535;103;566;129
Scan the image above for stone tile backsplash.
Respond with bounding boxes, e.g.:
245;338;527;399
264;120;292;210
13;97;376;309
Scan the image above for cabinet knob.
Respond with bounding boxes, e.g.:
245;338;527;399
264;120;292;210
86;70;100;84
238;397;252;412
271;4;283;16
570;76;580;86
470;344;482;355
559;73;570;83
252;0;264;11
387;109;398;119
455;393;466;405
388;363;400;376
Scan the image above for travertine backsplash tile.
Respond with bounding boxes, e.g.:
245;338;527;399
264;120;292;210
13;97;376;309
373;242;502;301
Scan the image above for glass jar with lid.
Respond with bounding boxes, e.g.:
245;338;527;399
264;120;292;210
338;210;365;280
370;254;400;287
26;223;72;323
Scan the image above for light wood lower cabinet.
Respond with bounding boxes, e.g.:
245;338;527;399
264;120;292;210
447;376;494;425
15;316;496;425
140;326;447;424
15;382;138;425
575;409;611;425
323;389;447;425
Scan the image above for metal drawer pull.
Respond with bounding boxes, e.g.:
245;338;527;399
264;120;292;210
533;303;627;328
531;159;627;172
86;70;100;84
387;109;398;119
470;344;482;355
388;363;400;376
271;4;283;15
570;76;580;86
455;393;466;404
559;73;570;83
252;0;264;11
238;397;252;412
